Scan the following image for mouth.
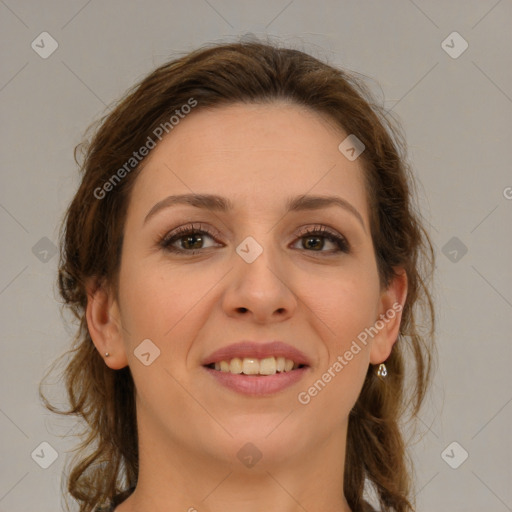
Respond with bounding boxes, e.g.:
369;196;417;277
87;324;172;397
201;341;311;395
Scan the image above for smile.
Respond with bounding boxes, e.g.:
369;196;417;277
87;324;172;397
202;340;311;395
206;356;305;375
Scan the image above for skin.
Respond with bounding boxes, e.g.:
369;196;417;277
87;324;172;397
87;102;407;512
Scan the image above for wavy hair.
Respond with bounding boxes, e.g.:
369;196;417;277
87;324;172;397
41;39;436;512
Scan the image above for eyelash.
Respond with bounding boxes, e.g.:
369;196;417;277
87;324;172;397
159;222;350;256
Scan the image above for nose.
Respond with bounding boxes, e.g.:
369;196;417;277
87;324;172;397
221;241;298;324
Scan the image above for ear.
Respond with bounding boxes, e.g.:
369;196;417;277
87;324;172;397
85;277;129;370
369;267;408;365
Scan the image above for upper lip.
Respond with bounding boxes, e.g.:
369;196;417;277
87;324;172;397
202;341;311;367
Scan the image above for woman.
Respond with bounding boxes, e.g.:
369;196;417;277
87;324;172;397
41;40;436;512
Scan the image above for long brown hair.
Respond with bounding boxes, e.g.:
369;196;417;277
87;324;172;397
41;40;436;512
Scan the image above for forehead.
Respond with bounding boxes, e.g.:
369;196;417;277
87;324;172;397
128;102;369;222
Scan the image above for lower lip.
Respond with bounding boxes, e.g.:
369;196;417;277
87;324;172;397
203;366;309;396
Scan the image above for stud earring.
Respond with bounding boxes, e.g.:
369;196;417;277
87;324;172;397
104;352;110;358
377;363;387;378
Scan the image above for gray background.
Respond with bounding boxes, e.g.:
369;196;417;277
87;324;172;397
1;1;511;511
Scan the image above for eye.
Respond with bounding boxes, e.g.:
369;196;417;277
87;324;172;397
159;223;350;256
159;223;222;255
291;225;350;254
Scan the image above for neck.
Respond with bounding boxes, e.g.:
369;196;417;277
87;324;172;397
116;416;353;512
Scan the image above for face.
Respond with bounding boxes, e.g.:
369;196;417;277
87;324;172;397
92;102;405;471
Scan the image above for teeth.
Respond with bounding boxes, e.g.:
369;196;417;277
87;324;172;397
259;357;276;375
211;356;300;375
242;358;260;375
230;357;242;374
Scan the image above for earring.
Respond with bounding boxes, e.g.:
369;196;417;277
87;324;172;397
104;352;110;358
377;363;387;378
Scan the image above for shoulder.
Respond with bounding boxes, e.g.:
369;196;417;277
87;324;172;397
362;501;379;512
94;487;135;512
94;503;117;512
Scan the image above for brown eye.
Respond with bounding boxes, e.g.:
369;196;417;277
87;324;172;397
293;226;350;254
160;224;222;255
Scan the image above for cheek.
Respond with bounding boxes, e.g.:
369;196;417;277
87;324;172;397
116;260;203;408
117;255;221;373
297;276;378;415
298;267;380;419
116;257;195;345
308;267;380;350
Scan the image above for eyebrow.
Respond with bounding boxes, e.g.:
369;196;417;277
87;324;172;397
143;193;366;231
